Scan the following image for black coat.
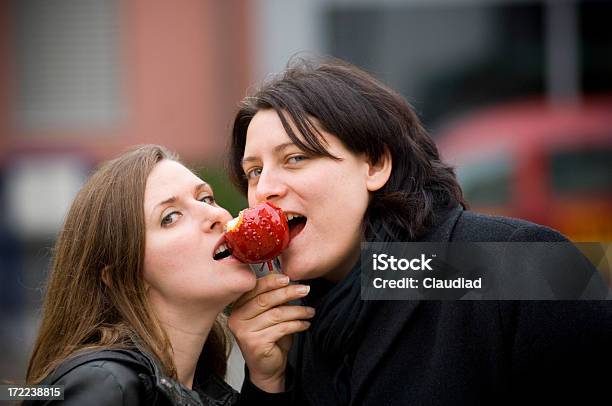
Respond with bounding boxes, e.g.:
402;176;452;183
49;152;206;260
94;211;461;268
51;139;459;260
24;344;287;405
284;207;612;405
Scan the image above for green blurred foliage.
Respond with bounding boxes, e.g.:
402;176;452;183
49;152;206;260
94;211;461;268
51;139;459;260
194;165;247;216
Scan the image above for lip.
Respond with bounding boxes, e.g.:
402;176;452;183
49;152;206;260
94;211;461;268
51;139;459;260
215;254;247;266
288;223;306;245
211;235;247;265
211;234;227;259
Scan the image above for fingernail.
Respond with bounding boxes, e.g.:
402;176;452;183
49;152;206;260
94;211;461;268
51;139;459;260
296;285;310;295
307;307;316;316
277;275;290;285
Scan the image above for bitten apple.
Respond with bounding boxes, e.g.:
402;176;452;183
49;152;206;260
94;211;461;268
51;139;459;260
219;202;290;263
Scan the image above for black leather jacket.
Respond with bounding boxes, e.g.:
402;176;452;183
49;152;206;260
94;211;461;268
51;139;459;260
24;345;287;405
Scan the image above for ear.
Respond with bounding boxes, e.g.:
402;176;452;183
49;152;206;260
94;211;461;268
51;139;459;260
365;148;392;192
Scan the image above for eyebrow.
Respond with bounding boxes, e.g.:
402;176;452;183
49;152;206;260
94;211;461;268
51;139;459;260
241;142;297;166
151;182;210;220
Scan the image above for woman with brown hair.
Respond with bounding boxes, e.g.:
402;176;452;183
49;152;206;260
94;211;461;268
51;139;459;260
24;145;311;405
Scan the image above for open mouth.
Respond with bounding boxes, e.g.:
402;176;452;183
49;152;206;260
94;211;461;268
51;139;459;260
286;213;307;240
212;237;232;261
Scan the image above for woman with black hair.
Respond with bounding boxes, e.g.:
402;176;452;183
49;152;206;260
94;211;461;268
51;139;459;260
227;58;611;405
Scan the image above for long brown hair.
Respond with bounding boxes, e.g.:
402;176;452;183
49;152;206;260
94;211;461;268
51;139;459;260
26;145;229;384
229;57;467;241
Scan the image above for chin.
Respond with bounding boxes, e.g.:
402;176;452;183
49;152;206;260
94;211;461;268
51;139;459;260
282;261;322;281
229;271;258;292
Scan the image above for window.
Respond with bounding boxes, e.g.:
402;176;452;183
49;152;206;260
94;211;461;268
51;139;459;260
457;154;512;205
550;145;612;195
12;0;122;132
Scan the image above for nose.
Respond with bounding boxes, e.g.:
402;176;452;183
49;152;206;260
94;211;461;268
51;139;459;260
200;204;232;233
252;167;287;204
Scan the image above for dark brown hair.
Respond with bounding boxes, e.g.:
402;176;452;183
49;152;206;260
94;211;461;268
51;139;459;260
229;58;466;241
27;145;229;384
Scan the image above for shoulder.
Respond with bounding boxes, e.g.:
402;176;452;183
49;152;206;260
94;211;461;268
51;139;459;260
43;349;148;405
452;210;567;242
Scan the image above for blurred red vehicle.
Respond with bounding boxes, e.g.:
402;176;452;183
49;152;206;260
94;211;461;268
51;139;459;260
437;96;612;242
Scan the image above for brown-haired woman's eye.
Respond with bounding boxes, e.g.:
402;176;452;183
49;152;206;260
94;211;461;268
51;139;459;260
161;211;181;227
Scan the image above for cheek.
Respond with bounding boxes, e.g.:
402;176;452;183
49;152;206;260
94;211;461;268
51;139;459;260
319;171;369;218
143;232;194;291
143;248;175;293
318;178;369;245
143;252;207;304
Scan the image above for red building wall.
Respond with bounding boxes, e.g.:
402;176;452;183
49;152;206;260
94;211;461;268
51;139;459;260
0;0;252;165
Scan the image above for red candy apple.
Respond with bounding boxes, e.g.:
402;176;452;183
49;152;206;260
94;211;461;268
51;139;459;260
216;202;290;264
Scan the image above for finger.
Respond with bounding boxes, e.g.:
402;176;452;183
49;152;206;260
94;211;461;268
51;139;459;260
234;273;291;309
246;305;316;332
239;284;311;320
258;320;312;345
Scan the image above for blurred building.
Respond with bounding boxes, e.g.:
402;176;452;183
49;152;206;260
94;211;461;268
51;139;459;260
253;0;612;127
1;0;252;232
0;0;252;383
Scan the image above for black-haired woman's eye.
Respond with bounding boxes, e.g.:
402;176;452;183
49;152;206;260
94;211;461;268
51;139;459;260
199;195;216;205
287;155;307;165
245;167;262;180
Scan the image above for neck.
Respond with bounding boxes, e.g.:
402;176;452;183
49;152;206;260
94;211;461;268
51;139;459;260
149;296;223;389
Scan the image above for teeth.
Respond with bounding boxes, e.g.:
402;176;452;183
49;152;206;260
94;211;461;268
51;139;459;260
215;243;229;255
286;214;304;221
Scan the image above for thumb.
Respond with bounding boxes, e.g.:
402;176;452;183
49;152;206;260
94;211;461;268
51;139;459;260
277;335;293;353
